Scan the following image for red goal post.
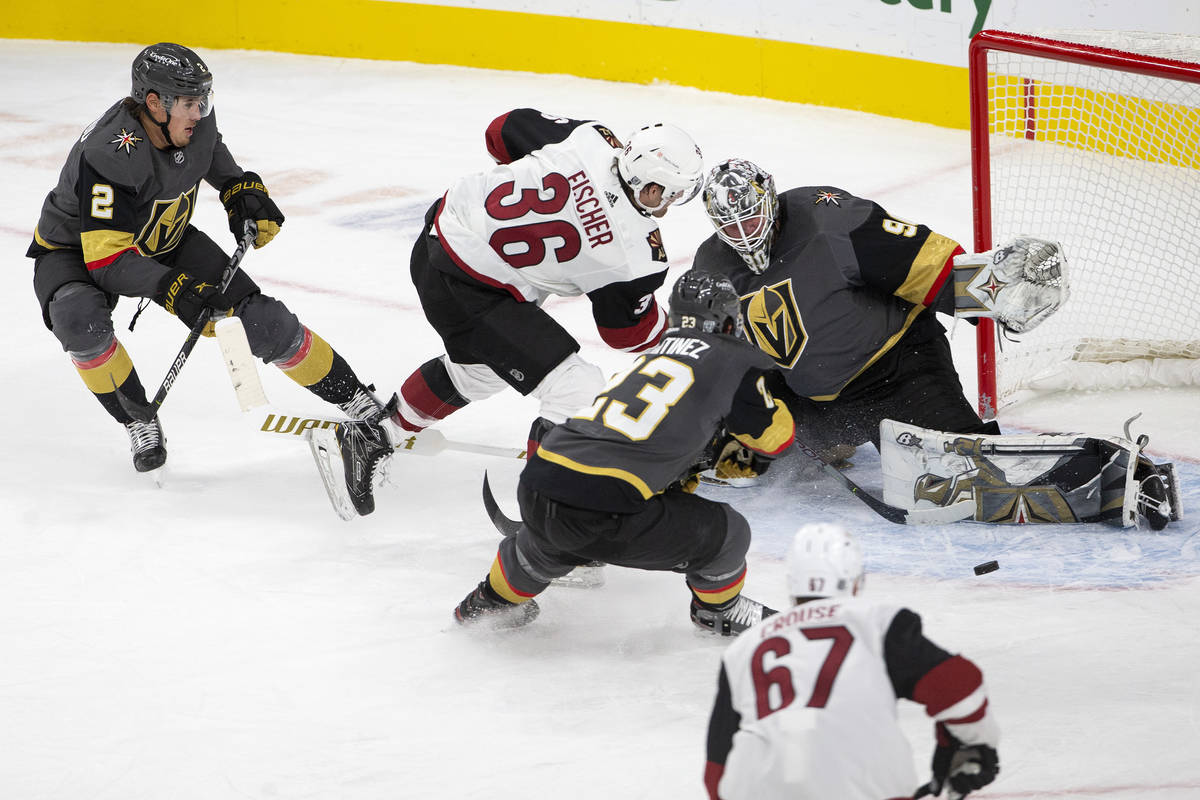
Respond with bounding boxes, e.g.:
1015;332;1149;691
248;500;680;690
969;29;1200;417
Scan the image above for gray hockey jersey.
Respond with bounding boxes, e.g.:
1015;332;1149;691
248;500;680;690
522;330;795;512
28;98;242;298
692;187;963;400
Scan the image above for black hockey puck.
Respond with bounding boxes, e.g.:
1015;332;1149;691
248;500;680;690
973;560;999;576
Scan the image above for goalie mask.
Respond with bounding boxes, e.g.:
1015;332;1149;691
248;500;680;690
131;43;214;119
616;123;704;213
703;158;779;274
786;523;865;600
668;270;743;337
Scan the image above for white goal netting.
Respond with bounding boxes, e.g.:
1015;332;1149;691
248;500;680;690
976;30;1200;406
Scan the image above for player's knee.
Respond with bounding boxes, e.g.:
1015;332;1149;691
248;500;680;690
696;505;752;578
47;282;114;354
531;353;604;423
237;293;301;361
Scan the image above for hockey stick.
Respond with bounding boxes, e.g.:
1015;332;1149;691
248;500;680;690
792;439;975;525
116;221;258;423
482;471;522;536
480;471;606;588
211;316;527;459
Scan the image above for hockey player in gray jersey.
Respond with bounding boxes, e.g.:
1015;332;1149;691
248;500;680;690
27;43;388;473
692;158;1068;465
451;270;796;634
693;159;1179;529
705;523;1000;800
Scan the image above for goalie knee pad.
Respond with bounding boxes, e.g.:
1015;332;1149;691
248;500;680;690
531;353;604;424
880;419;1181;528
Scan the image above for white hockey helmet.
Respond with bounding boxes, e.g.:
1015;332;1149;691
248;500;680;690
702;158;779;274
786;523;865;600
616;123;704;213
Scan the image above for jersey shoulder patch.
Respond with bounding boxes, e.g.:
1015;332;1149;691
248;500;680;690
646;228;667;263
591;124;623;150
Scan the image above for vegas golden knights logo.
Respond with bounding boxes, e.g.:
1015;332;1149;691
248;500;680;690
136;185;198;255
742;279;807;369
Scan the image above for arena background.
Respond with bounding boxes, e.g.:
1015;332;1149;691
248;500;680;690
5;0;1192;128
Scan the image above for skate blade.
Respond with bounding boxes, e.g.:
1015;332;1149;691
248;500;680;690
142;464;168;488
308;427;357;521
550;564;606;589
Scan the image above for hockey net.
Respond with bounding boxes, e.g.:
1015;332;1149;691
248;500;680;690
970;30;1200;415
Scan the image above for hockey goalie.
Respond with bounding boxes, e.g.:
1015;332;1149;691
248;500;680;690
880;420;1181;529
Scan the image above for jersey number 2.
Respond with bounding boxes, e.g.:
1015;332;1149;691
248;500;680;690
485;172;581;268
750;626;854;719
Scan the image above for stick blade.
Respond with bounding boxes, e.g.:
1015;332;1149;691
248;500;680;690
482;471;522;536
215;316;268;411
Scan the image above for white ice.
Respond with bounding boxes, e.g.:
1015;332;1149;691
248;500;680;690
2;40;1199;800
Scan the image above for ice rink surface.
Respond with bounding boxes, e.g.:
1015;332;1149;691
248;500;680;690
2;40;1198;799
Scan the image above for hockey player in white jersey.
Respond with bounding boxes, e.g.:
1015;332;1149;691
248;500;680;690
705;523;1000;800
321;109;704;516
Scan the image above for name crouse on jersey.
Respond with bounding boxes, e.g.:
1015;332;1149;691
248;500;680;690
714;596;968;800
434;122;667;306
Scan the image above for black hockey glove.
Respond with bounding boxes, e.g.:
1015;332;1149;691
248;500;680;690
929;725;999;798
220;171;284;249
156;268;234;327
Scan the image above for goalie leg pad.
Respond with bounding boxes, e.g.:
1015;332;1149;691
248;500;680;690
881;419;1177;528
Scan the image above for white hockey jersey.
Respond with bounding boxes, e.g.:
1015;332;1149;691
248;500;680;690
707;596;996;800
434;120;667;307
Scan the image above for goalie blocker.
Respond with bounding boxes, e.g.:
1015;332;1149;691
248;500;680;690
880;420;1181;530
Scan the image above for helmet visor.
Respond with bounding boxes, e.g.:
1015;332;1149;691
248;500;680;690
163;91;214;118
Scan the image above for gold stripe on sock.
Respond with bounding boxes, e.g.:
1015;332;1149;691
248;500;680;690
74;341;134;394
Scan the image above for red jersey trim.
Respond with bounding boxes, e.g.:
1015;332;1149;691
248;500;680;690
921;245;964;307
912;654;984;716
597;300;666;351
485;112;514;164
86;246;138;271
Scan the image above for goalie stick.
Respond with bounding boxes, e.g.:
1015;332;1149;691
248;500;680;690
792;439;975;526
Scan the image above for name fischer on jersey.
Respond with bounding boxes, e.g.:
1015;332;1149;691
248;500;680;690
567;170;613;248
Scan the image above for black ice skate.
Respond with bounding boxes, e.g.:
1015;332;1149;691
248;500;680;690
338;385;387;423
454;580;540;629
124;418;167;472
336;419;393;516
691;594;777;636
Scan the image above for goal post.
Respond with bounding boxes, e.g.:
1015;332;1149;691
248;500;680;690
969;29;1200;417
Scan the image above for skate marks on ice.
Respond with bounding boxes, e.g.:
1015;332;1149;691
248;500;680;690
700;446;1200;589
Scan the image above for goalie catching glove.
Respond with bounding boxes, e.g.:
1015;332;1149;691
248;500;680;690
221;171;284;248
952;236;1068;334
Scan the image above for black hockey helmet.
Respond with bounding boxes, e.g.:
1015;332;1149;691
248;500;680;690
131;43;213;114
668;270;743;336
